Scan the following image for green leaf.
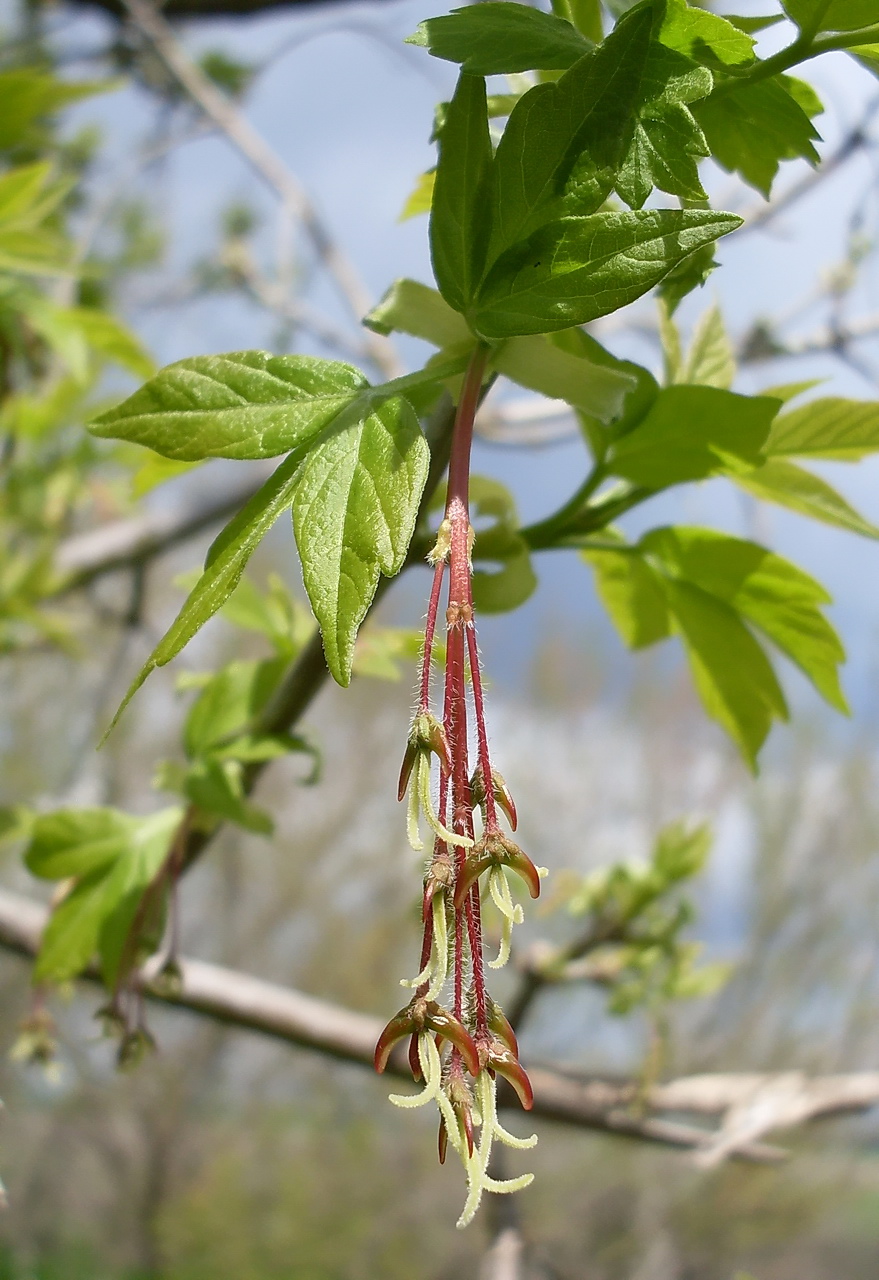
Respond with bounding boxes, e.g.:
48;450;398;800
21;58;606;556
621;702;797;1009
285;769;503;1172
107;453;302;733
473;538;537;613
723;14;785;34
678;303;735;389
293;395;429;686
659;0;755;67
734;457;879;540
766;397;879;460
694;76;822;197
551;326;660;452
181;759;273;835
29;807;181;985
218;572;313;656
473;209;741;339
183;657;287;758
652;819;711;882
554;0;603;42
853;44;879;76
663;577;787;770
363;278;472;348
90;351;369;461
783;0;878;31
657;239;717;315
406;2;593;74
399;169;435;221
131;454;199;498
26;809;140;880
582;543;671;647
21;298;155;383
68;308;155;380
430;72;493;313
468;476;537;614
491;332;635;422
608;385;779;488
0;70;110;150
0;162;55;228
0;228;73;276
643;526;847;713
485;5;655;263
614;44;713;209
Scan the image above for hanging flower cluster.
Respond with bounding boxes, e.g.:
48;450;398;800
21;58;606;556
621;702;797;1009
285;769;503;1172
374;348;544;1227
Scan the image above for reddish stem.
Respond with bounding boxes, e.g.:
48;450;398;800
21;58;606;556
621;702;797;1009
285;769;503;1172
466;625;499;833
419;559;446;711
445;344;489;520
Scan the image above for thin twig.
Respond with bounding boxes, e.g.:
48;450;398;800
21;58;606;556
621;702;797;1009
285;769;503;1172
118;0;401;379
0;886;809;1162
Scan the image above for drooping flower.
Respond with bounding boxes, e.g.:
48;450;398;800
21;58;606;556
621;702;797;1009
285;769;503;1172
375;345;543;1225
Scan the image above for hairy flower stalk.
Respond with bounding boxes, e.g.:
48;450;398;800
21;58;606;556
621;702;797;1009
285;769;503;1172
376;345;543;1225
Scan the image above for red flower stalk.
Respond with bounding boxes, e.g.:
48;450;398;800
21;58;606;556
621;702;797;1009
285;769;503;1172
380;346;543;1208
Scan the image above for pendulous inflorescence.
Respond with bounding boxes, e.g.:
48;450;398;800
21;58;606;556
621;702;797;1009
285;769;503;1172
374;346;545;1227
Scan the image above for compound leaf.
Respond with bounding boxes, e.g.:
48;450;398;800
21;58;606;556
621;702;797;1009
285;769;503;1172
734;457;879;540
608;385;778;488
582;543;671;647
766;397;879;460
430;72;493;313
406;2;593;74
90;351;369;460
293;395;429;686
474;209;741;339
694;75;821;197
485;4;655;262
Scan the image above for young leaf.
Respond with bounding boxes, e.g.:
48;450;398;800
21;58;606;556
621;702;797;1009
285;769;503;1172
399;169;435;221
181;759;274;835
293;395;429;686
694;76;822;198
582;544;671;647
0;162;55;228
608;386;778;489
106;453;302;733
765;397;879;460
430;72;493;314
90;351;369;460
490;332;635;422
0;228;73;276
734;458;879;540
485;4;655;263
473;209;742;339
854;44;879;77
643;526;847;713
614;44;713;209
407;2;593;74
364;278;472;348
555;0;603;43
183;657;288;758
467;476;537;614
678;303;735;389
29;807;182;985
26;809;141;881
0;69;110;150
783;0;878;32
659;0;755;68
662;577;788;771
551;326;660;450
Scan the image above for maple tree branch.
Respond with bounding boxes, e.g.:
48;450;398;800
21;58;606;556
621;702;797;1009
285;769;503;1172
6;885;872;1164
118;0;400;379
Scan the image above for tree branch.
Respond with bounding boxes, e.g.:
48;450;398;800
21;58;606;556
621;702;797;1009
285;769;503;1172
4;885;858;1164
118;0;400;379
55;467;272;587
